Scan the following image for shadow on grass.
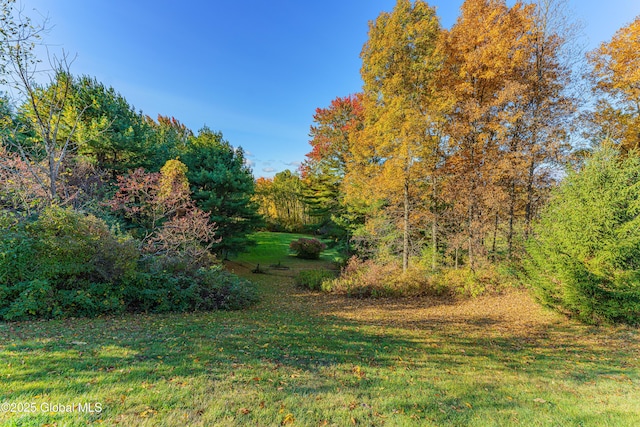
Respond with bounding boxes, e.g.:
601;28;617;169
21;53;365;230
1;261;638;426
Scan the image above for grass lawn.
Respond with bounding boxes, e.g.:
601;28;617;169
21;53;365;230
1;232;639;426
230;231;342;266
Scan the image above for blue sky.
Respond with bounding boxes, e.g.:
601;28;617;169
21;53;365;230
23;0;640;177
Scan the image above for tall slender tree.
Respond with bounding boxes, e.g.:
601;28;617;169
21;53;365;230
356;0;444;272
440;0;566;264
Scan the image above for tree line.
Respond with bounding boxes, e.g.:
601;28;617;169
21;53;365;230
1;0;638;324
0;0;260;319
304;0;574;269
296;0;640;323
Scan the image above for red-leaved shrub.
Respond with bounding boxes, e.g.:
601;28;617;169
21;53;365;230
289;237;326;259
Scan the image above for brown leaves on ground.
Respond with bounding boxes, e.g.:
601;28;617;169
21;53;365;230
231;259;639;360
316;289;555;336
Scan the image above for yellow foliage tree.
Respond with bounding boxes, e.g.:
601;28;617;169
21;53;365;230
354;0;445;272
587;15;640;153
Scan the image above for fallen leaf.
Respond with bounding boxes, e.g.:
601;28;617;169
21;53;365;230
282;413;295;425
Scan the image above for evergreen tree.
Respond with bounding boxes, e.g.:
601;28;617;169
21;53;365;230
71;76;154;174
526;146;640;324
182;127;261;258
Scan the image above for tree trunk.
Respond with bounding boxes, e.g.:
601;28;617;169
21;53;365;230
403;177;409;273
468;203;474;270
524;157;536;238
431;179;437;271
508;180;516;258
48;156;57;201
492;212;499;258
431;215;437;272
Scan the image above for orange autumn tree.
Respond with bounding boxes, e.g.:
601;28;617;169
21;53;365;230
440;0;531;266
586;15;640;153
353;0;445;272
301;94;364;223
439;0;573;265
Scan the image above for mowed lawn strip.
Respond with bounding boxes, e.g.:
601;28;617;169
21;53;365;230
0;232;638;426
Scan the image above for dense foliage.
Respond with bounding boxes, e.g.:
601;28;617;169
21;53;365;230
526;147;640;324
0;206;258;320
183;127;262;258
0;207;135;319
0;1;261;320
254;170;314;232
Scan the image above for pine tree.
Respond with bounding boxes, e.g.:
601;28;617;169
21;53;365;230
182;127;261;258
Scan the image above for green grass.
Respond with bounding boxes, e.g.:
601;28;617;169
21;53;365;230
238;231;342;265
1;232;639;426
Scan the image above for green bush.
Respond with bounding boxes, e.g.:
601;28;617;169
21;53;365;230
122;271;195;314
525;147;640;325
122;268;259;313
193;268;260;310
295;269;337;291
0;206;138;320
26;205;138;284
289;237;327;259
0;279;56;320
0;206;259;320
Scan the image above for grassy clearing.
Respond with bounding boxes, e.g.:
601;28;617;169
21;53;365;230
1;232;639;426
227;231;340;278
235;231;341;265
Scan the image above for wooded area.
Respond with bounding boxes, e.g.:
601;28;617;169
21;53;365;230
296;0;640;324
1;0;640;325
1;0;639;425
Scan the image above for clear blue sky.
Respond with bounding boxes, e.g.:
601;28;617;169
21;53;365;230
24;0;640;177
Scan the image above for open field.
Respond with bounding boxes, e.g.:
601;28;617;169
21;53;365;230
1;232;638;426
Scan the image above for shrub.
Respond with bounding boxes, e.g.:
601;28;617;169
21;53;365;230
295;269;337;291
322;256;519;298
289;237;327;259
122;267;259;313
324;257;447;298
26;206;139;284
525;147;640;325
0;206;138;320
192;268;260;310
0;205;259;320
433;264;515;298
109;161;218;269
0;206;138;285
